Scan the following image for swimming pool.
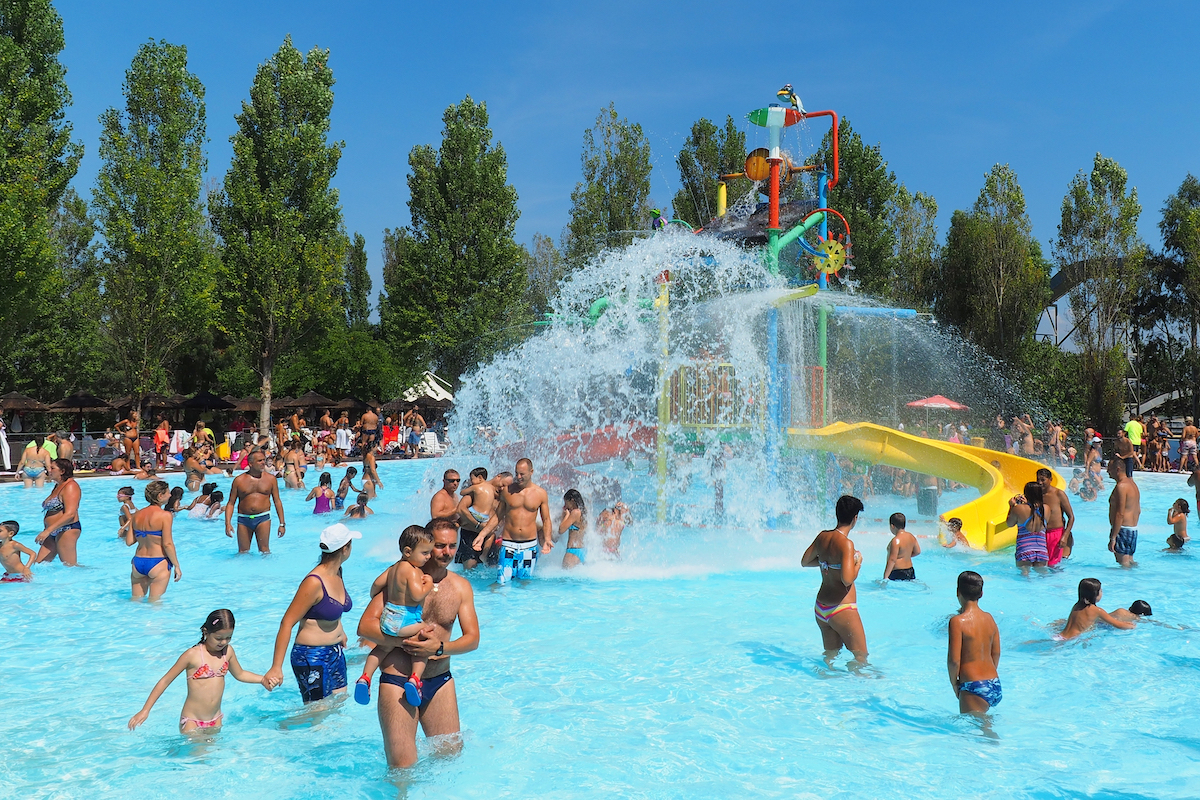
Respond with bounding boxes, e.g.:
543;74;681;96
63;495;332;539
3;460;1198;798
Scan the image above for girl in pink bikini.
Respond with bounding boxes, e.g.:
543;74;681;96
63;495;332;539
128;609;269;734
802;495;868;666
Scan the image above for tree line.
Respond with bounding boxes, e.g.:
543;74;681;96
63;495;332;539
2;2;1196;436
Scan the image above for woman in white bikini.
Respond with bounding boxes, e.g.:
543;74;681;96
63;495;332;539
802;495;868;665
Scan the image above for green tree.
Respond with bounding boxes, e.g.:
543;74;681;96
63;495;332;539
1055;153;1145;431
563;103;653;268
379;96;525;384
210;36;346;431
521;232;566;317
886;183;939;306
672;116;748;228
935;165;1050;358
806;118;896;294
344;231;371;327
0;0;82;347
93;39;216;401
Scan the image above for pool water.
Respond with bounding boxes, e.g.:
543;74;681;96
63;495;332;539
3;460;1199;799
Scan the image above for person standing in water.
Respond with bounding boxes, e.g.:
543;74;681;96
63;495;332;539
1009;482;1048;574
947;570;1001;713
1036;468;1075;566
1108;458;1140;567
225;450;286;554
881;512;920;581
487;458;553;584
125;481;183;601
558;489;587;568
1166;498;1190;550
34;459;82;566
801;495;867;665
430;469;460;519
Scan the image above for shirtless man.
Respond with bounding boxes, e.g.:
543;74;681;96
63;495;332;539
357;517;480;769
1108;458;1141;567
947;570;1001;714
882;512;920;581
55;430;74;463
404;405;427;458
1115;429;1142;476
456;467;497;568
319;409;334;433
1036;467;1076;565
431;469;460;519
359;405;380;455
1180;417;1199;473
225;450;286;554
483;458;552;584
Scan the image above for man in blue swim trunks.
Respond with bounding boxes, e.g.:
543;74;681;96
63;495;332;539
948;570;1001;715
225;450;286;554
358;517;480;769
1107;458;1141;567
489;458;553;585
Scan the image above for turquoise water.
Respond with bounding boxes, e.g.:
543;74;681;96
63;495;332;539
3;460;1199;799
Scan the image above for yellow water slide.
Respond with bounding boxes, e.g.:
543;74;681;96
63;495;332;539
787;422;1065;552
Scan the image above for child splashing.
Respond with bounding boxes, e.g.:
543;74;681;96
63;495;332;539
559;489;587;568
128;609;268;734
1166;498;1190;550
354;525;435;706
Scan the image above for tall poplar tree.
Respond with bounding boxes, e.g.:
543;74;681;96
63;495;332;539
343;231;371;327
562;103;652;268
211;36;346;431
672;116;748;228
379;96;524;384
0;0;82;343
1055;153;1145;431
93;39;216;400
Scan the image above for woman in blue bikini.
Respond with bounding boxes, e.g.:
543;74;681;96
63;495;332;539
802;495;868;665
559;489;587;569
33;459;83;566
124;480;183;600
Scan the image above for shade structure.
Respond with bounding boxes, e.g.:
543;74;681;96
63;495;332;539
110;392;180;410
232;397;262;413
905;394;970;411
0;392;48;412
183;390;235;410
50;393;113;412
271;396;298;409
290;390;335;409
334;396;368;411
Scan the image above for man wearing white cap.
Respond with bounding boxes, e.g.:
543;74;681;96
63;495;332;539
263;522;361;701
358;516;479;768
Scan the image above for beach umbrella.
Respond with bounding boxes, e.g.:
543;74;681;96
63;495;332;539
183;390;235;410
233;397;262;413
271;396;298;409
0;392;48;412
905;395;970;411
292;390;335;409
50;392;112;412
335;396;368;411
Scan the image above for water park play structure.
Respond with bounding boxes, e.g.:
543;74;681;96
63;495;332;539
467;86;1060;553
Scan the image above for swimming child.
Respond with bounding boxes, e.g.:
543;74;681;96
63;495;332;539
1059;578;1136;640
335;466;361;511
1166;498;1190;550
306;472;335;514
1112;599;1153;622
354;525;435;707
117;486;137;538
164;486;185;513
939;517;970;549
0;521;35;581
882;511;921;580
185;483;218;518
1068;468;1083;495
559;489;587;568
127;609;267;734
201;491;224;520
598;501;630;557
947;570;1001;714
343;492;373;519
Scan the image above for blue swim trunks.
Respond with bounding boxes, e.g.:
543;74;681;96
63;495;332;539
959;677;1002;707
238;512;271;531
380;601;423;636
498;539;539;585
380;670;452;709
290;642;347;703
1114;527;1138;556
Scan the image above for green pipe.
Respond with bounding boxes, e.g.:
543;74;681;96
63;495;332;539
776;211;826;252
766;228;780;275
587;297;610;324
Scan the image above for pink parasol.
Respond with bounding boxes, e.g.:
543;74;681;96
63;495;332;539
905;395;970;411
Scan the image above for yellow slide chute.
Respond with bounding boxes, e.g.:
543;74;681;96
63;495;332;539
787;422;1065;552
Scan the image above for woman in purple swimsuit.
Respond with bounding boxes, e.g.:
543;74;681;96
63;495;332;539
306;472;335;514
263;523;361;701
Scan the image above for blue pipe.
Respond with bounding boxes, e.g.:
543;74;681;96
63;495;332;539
817;171;829;290
831;306;918;318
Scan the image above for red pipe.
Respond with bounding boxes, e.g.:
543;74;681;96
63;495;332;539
803;110;839;190
808;207;852;241
768;160;781;230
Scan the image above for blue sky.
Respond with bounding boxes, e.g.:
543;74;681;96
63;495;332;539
58;1;1198;297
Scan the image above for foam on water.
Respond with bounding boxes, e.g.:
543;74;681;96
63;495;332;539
3;464;1200;798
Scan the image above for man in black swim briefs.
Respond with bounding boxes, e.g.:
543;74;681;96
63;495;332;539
358;517;480;769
